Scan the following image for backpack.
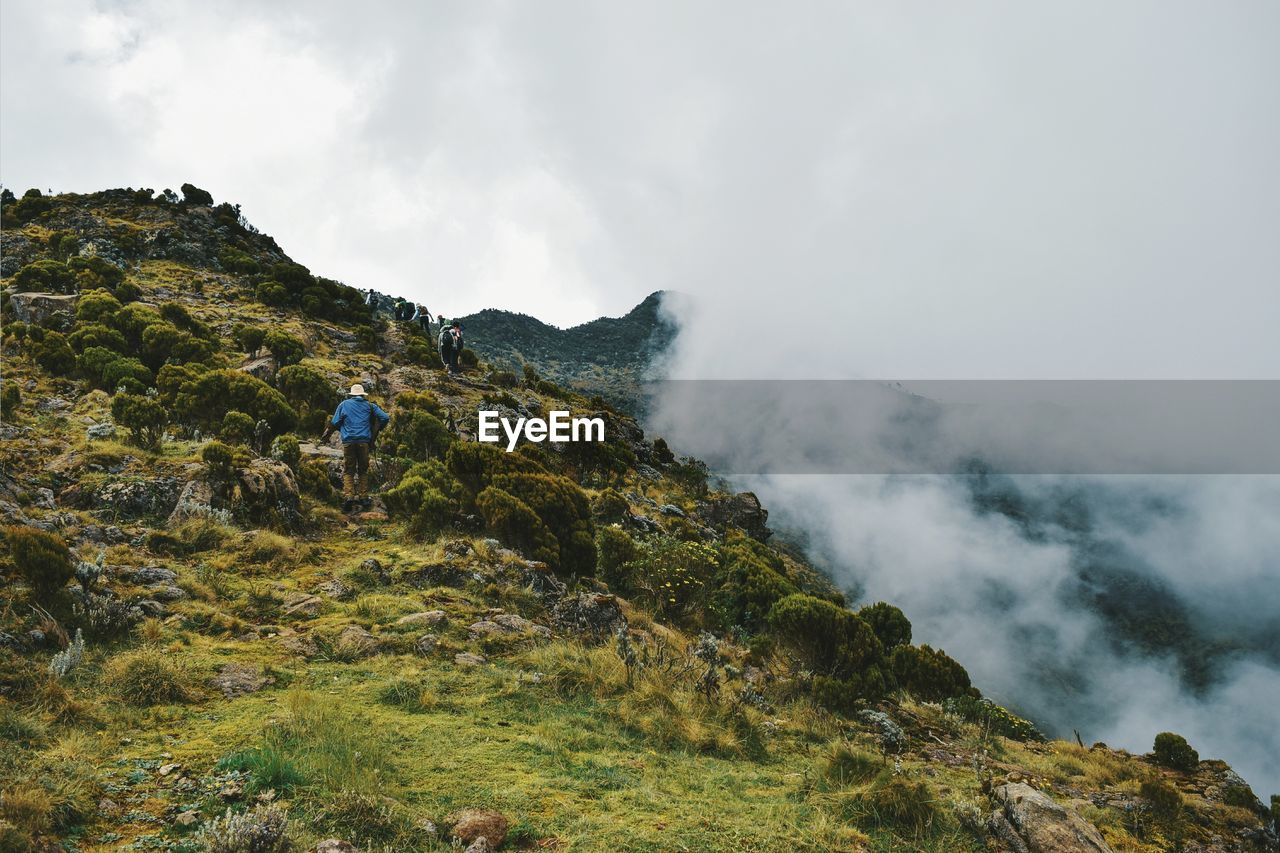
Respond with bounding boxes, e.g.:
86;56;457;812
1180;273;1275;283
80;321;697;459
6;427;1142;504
438;327;454;353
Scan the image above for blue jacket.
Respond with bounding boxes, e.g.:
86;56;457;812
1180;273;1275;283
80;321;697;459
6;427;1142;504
329;397;389;444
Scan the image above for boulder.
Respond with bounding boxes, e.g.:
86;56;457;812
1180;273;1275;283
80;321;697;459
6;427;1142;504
454;652;487;667
697;491;771;541
283;592;324;617
551;592;626;644
989;783;1111;853
414;633;439;655
448;809;509;847
86;422;116;440
396;610;448;628
238;355;277;384
335;624;377;657
90;476;182;520
8;292;78;326
313;842;356;853
209;662;274;698
167;477;217;526
236;458;301;528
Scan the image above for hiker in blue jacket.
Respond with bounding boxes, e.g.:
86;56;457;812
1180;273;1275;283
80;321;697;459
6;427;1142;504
321;383;390;509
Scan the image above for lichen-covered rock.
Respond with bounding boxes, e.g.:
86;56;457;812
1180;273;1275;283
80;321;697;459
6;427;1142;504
235;458;300;528
447;809;509;847
167;477;217;526
335;624;377;657
551;592;626;644
396;610;447;628
990;783;1111;853
8;292;78;326
697;491;771;541
79;476;182;520
209;662;274;698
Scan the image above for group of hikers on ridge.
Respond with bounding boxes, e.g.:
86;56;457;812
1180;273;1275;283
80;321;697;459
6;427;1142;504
324;292;466;511
364;289;465;376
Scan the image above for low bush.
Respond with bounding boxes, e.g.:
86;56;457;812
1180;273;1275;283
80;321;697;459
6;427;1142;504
101;647;196;706
4;526;74;599
196;804;289;853
111;392;167;448
890;644;970;702
1153;731;1199;771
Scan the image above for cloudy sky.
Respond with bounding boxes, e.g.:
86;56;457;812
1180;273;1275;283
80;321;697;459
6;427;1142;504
3;0;1278;379
5;0;1280;793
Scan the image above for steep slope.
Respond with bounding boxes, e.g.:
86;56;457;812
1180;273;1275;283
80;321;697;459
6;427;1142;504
0;187;1276;853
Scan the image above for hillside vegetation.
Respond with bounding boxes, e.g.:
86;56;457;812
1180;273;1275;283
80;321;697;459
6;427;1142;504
1;185;1276;852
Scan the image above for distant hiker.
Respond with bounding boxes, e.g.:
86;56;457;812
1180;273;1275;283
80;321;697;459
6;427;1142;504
321;384;390;510
392;298;407;321
364;289;374;306
416;305;433;335
438;320;462;375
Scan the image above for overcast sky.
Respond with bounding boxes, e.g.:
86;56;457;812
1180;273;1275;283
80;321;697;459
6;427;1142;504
3;0;1278;375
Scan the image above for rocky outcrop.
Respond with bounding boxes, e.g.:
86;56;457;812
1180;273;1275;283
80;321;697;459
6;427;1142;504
65;476;183;520
551;592;626;644
236;458;300;528
209;663;274;698
7;292;78;327
988;783;1111;853
697;491;771;541
167;477;218;525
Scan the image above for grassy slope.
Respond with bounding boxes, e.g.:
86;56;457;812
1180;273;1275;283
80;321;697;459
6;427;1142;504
1;195;1274;852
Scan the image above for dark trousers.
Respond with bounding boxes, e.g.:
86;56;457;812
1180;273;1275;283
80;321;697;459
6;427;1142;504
342;442;370;498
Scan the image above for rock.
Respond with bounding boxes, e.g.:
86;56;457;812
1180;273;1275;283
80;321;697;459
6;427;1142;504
238;355;277;384
315;578;350;599
465;839;495;853
277;632;319;658
8;292;78;326
210;662;274;698
313;841;357;853
299;441;344;460
158;762;182;776
414;633;439;655
336;624;377;657
551;592;626;644
454;652;487;666
134;600;168;617
86;421;116;440
174;810;200;828
396;610;448;628
443;540;474;560
468;620;505;638
658;503;686;517
697;491;772;541
33;488;56;510
283;592;323;617
148;583;188;603
236;459;301;528
990;783;1112;853
448;809;509;847
360;558;391;584
92;476;182;520
120;566;177;585
167;477;217;525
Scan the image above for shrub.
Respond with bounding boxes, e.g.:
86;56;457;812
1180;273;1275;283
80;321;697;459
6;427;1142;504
595;525;637;588
221;410;256;445
32;331;75;374
384;462;454;537
478;486;559;565
711;540;796;632
277;364;337;433
196;804;289;853
384;391;452;461
1141;778;1183;824
890;644;970;702
270;433;301;472
821;742;881;788
943;695;1045;741
169;368;297;433
11;259;75;293
235;324;267;357
490;472;596;576
78;346;153;393
652;437;676;464
1153;732;1199;771
219;248;260;275
591;489;631;523
0;382;19;421
625;536;719;622
215;748;304;796
857;602;912;650
67;256;124;290
101;647;195;706
111;393;167;448
68;322;127;353
180;182;214;205
4;526;74;599
75;288;122;323
263;330;305;368
769;594;884;680
256;281;289;307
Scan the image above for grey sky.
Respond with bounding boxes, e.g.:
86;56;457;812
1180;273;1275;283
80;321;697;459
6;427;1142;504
3;0;1278;379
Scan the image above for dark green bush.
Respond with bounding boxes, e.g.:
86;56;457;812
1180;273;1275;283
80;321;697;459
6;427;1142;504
33;331;76;374
78;346;153;393
857;602;912;650
591;488;630;523
221;410;256;444
711;539;796;632
652;437;676;464
75;288;122;323
167;367;297;434
219;248;260;274
769;594;885;687
595;525;637;588
1153;732;1199;771
0;382;19;421
384;462;455;538
67;256;124;290
889;644;970;702
1140;778;1183;824
68;322;127;354
277;364;338;434
234;324;266;357
180;183;214;205
384;391;452;462
4;526;74;598
263;330;305;367
256;281;289;307
111;393;168;448
490;472;596;576
11;259;76;293
477;486;559;565
270;433;301;472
